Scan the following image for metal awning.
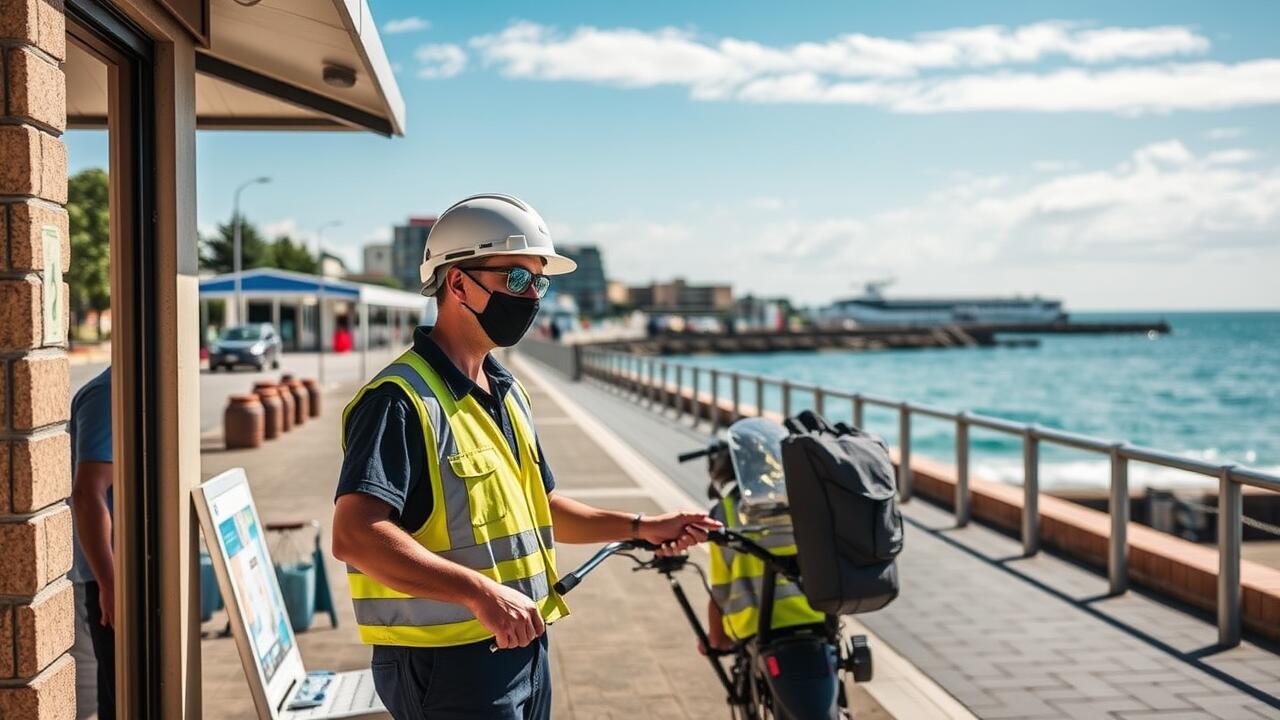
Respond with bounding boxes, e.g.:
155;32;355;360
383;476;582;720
199;269;431;311
67;0;405;136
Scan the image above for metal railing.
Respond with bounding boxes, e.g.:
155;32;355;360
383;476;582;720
577;347;1280;648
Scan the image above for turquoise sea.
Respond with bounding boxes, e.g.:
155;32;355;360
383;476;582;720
670;312;1279;491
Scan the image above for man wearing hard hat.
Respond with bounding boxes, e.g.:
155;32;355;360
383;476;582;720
332;194;720;718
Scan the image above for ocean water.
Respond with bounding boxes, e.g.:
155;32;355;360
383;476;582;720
668;312;1280;492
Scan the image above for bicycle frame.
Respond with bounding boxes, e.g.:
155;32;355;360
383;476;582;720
553;529;832;714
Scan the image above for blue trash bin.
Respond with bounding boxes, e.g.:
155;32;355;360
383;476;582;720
275;561;316;632
199;551;224;622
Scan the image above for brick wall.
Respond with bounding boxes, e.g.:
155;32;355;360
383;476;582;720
0;1;76;719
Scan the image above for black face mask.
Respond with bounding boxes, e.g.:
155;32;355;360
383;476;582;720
460;271;540;347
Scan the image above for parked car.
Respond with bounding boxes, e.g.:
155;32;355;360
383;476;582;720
209;323;282;372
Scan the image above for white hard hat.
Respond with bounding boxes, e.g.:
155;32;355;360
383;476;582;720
419;193;577;296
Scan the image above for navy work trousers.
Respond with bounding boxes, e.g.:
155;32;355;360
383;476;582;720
371;634;551;719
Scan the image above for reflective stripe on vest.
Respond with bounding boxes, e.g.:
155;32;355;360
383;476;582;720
706;494;825;640
341;350;568;647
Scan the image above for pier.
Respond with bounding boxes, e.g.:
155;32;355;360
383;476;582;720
593;320;1171;356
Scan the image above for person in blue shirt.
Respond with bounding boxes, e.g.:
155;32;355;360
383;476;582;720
70;367;115;720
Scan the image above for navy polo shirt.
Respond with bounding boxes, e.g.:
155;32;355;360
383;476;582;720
336;327;555;531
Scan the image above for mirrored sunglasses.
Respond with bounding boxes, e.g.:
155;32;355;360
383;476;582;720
466;267;551;298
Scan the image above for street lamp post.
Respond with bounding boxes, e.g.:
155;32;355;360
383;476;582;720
231;176;271;324
315;220;342;388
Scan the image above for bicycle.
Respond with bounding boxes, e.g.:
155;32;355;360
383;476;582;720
555;527;872;719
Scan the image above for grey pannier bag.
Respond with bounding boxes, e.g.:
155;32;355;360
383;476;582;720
781;410;902;614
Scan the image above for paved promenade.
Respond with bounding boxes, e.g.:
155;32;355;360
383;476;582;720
194;357;895;719
541;354;1280;720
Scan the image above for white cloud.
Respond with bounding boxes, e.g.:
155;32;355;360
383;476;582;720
573;141;1280;307
472;21;1207;87
734;60;1280;114
757;141;1280;272
415;44;467;79
383;17;430;35
1207;126;1244;140
465;20;1280;114
262;218;305;241
1204;148;1257;165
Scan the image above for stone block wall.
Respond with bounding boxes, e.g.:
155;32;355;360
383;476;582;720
0;1;76;718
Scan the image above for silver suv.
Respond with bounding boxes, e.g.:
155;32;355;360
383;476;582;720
209;323;282;372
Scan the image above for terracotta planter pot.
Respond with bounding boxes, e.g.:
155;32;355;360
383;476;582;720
277;382;295;432
252;383;284;440
225;394;265;449
281;374;309;426
302;378;322;418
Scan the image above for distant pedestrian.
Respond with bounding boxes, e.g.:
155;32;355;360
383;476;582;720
332;194;720;719
70;366;115;720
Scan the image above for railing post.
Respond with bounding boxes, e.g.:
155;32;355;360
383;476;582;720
755;377;764;417
781;381;792;418
645;356;655;404
955;412;970;527
691;366;701;424
731;372;741;422
709;369;720;432
1023;426;1040;556
675;364;684;419
1218;465;1242;647
665;361;675;407
898;403;912;502
1109;444;1129;595
853;393;864;429
814;388;825;418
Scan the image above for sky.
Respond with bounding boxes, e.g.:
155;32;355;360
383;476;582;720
65;1;1280;310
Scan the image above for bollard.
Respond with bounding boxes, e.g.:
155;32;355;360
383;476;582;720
225;394;265;449
282;375;310;425
252;384;284;440
302;378;322;417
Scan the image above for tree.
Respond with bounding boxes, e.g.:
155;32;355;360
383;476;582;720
67;169;111;340
269;235;319;274
199;213;273;274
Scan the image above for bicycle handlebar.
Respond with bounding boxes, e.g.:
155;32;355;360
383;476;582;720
553;539;659;595
677;440;727;463
554;528;800;600
677;448;710;462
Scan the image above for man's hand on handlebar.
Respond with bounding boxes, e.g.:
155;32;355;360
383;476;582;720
638;511;723;556
468;578;546;650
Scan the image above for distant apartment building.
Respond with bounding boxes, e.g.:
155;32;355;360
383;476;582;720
392;216;437;290
363;243;393;278
552;245;609;317
628;278;734;314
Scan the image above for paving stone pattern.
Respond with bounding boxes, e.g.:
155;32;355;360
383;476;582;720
861;500;1280;719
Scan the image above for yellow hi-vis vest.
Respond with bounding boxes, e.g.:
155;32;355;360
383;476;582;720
341;349;568;647
707;493;825;641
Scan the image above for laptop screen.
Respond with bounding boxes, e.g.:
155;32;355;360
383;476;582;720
207;479;297;684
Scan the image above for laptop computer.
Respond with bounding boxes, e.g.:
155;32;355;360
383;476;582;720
194;468;387;719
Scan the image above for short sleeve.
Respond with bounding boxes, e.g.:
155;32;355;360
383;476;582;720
72;383;113;465
335;385;426;519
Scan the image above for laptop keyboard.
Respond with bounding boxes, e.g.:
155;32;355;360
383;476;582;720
287;671;381;717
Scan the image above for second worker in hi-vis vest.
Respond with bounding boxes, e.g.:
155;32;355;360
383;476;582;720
332;194;721;720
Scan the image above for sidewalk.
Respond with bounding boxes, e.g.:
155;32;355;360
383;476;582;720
546;354;1280;719
197;359;894;717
